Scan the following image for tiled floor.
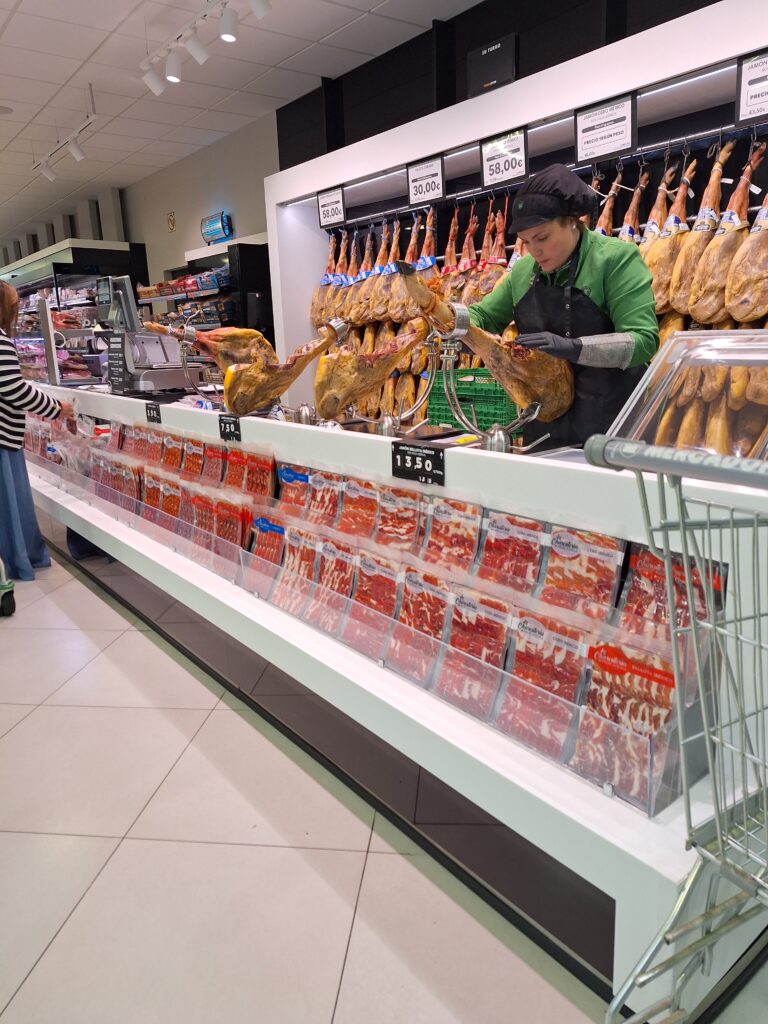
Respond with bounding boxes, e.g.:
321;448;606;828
0;553;763;1022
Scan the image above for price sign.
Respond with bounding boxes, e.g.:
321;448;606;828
145;402;162;424
480;128;528;187
317;186;346;229
736;50;768;127
392;442;445;486
575;92;636;164
406;155;445;206
219;414;241;443
107;334;126;395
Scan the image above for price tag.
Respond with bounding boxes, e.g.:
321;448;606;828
407;155;445;206
480;129;528;187
219;414;241;443
392;441;445;486
145;402;162;424
736;50;768;127
107;334;126;395
317;186;346;229
575;92;637;164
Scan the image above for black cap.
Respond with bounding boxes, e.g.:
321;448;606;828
510;163;598;232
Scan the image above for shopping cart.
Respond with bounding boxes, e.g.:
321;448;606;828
584;435;768;1024
0;553;15;616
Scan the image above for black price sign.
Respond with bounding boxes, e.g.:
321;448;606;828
145;402;162;424
317;186;346;229
392;442;445;486
219;413;241;443
107;334;126;395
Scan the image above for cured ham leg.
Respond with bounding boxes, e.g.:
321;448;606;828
645;159;697;313
395;264;574;422
594;170;622;236
726;192;768;322
670;141;734;315
369;218;403;321
390;209;437;323
639;164;678;260
349;221;389;325
443;205;478;303
461;200;495;305
580;174;602;226
689;144;766;324
618;170;650;243
314;318;430;420
310;233;336;328
143;322;276;370
439;207;460;298
322;229;348;323
476;197;509;295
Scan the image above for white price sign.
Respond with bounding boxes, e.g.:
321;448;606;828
575;93;636;164
736;50;768;127
406;155;445;206
317;186;346;229
480;128;528;187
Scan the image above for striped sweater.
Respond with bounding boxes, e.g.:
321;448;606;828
0;332;61;450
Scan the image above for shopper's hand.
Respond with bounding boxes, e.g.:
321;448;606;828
57;400;76;429
516;332;583;363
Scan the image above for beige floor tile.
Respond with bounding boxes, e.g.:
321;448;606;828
0;629;122;704
368;812;421;855
9;577;70;612
0;705;35;738
0;577;136;631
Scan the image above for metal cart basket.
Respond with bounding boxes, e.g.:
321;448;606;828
584;436;768;1024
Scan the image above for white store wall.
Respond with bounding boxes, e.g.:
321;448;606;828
122;113;279;284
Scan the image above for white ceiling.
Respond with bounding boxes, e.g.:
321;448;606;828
0;0;481;244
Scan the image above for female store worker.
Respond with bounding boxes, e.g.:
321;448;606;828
0;281;73;580
468;163;659;448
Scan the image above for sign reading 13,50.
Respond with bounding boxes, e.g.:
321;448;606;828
480;129;528;188
406;155;445;206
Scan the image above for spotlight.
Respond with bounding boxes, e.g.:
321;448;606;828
220;5;238;43
165;51;182;83
142;68;166;96
249;0;272;17
40;163;56;182
185;30;210;65
67;139;85;162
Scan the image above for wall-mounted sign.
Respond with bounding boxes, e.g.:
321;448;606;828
575;93;637;164
467;33;517;98
406;155;445;206
480;128;528;188
201;211;233;244
317;186;346;229
736;50;768;127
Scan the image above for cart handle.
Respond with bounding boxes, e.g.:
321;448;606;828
584;435;768;491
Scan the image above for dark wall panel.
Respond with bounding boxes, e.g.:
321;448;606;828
276;87;325;171
626;0;717;35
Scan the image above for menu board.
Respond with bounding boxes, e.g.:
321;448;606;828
480;129;528;187
736;50;768;127
575;93;636;164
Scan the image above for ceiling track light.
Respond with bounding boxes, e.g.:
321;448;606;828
142;67;166;96
165;51;182;83
67;139;85;162
185;30;210;65
249;0;272;17
40;163;56;182
220;5;238;43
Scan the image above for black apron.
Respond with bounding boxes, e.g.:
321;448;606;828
513;242;644;449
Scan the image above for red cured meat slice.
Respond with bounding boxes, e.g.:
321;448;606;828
192;492;215;537
374;486;422;550
244;453;275;498
436;650;504;719
105;423;122;453
160;433;184;472
434;592;510;718
341;552;401;660
477;512;546;593
306;471;344;525
146;429;165;464
306;540;357;634
270;527;317;616
618;549;710;641
177;482;197;540
214;496;247;548
278;463;311;510
223;450;248;490
540;528;623;609
250;514;286;566
141;471;164;525
386;568;451;685
201;444;227;484
538;585;611;622
182;437;205;477
337;478;378;538
160;479;181;519
132;426;150;462
422;497;482;572
509;612;589;703
494;682;574;761
588;642;675;711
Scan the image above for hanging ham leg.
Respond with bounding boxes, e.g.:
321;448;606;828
322;229;348;322
310;233;336;328
369;218;403;321
726;191;768;322
461;200;495;305
639;164;678;260
594;170;622;236
580;175;602;226
618;170;650;243
645;158;698;313
349;221;389;325
443;204;478;303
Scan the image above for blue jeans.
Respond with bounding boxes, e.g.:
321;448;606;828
0;448;51;581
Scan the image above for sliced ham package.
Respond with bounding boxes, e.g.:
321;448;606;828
305;539;358;634
337;478;379;538
617;547;712;641
244;451;276;499
160;433;185;473
340;552;403;660
223;448;248;490
374;485;423;550
306;471;345;526
269;526;318;616
200;443;228;485
277;463;312;510
475;511;547;593
537;527;625;617
182;436;205;477
421;497;483;572
385;567;453;685
250;513;286;566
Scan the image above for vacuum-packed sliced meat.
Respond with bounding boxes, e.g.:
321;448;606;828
191;492;215;537
588;641;675;711
142;470;164;523
201;443;228;484
493;682;575;761
374;485;423;550
160;433;184;472
131;426;150;462
277;463;312;510
337;478;379;537
508;612;589;703
385;567;452;685
476;511;546;593
250;513;286;565
269;526;317;616
618;548;711;641
182;437;205;477
340;552;402;660
160;478;181;520
422;497;482;571
306;540;357;634
177;482;197;540
538;584;611;622
105;422;123;453
146;429;165;464
306;471;345;525
540;528;624;609
214;496;247;548
223;449;248;490
244;452;275;498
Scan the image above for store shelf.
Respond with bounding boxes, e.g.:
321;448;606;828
187;288;220;299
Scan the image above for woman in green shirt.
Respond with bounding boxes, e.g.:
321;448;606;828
468;164;659;448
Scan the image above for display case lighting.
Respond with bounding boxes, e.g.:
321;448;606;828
640;63;736;99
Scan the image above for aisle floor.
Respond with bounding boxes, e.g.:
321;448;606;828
0;553;764;1023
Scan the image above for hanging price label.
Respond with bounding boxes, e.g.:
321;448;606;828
736;50;768;127
145;402;162;424
407;155;445;206
575;92;637;164
480;129;528;187
219;414;241;443
317;186;346;229
392;442;445;486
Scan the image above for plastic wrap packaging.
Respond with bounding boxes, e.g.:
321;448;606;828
159;477;181;520
306;471;345;526
250;513;286;565
105;422;123;453
131;425;150;462
385;567;452;685
192;490;216;537
277;463;312;511
337;478;379;538
214;493;249;548
421;497;483;571
374;485;423;550
146;429;165;464
305;540;357;634
160;433;184;472
340;552;403;660
223;448;248;490
182;436;205;477
201;443;228;484
537;527;624;617
244;451;276;499
269;526;318;616
616;547;711;642
475;511;547;593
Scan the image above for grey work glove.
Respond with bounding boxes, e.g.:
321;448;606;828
519;331;636;370
517;332;583;363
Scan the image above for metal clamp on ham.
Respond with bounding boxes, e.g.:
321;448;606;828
432;302;471;341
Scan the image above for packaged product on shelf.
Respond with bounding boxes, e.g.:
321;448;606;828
434;591;511;719
223;448;248;490
385;567;453;685
160;433;185;472
145;429;165;464
214;493;249;548
277;463;312;510
305;539;357;634
421;497;483;571
142;469;165;523
269;526;318;616
336;478;379;537
182;436;205;477
201;443;228;484
538;528;624;615
475;511;548;593
493;681;576;761
192;490;216;536
306;470;345;525
131;425;150;462
105;422;123;453
616;546;713;641
159;477;182;519
374;485;423;549
507;607;591;703
250;513;286;565
340;552;403;660
118;460;143;511
177;481;198;540
244;451;276;499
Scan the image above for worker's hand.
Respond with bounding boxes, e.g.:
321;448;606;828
517;332;583;362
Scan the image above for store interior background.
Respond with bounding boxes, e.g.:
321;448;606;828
0;0;725;283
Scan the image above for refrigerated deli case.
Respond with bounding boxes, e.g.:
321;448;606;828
25;384;768;1013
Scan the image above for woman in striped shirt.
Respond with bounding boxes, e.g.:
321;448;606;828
0;281;73;580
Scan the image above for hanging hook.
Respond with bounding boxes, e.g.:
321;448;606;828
749;124;759;157
681;137;690;160
616;155;624;173
663;142;672;170
637;148;647;171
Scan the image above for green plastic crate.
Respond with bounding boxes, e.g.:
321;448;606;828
427;368;518;432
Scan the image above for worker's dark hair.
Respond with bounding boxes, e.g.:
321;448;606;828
0;281;19;337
